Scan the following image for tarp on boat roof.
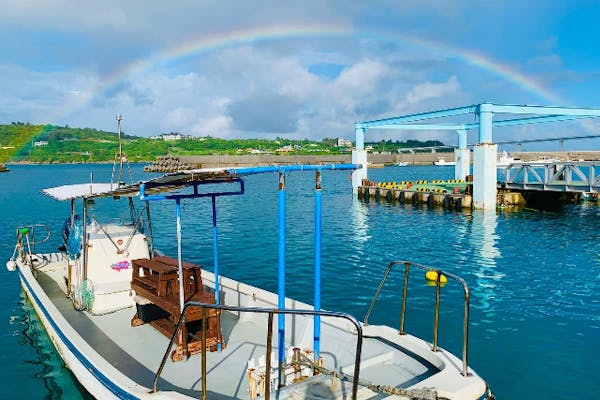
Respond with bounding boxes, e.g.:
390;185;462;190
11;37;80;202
42;164;360;201
42;183;120;201
41;168;235;201
138;164;359;192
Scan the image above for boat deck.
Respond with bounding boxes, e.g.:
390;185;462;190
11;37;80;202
35;261;439;399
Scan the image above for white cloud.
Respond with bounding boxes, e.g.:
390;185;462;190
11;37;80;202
404;76;460;105
335;59;387;94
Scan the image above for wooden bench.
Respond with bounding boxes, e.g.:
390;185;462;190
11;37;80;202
153;255;202;295
130;257;223;361
131;258;179;296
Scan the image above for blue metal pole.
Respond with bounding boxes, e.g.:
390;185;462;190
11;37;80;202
211;195;222;351
229;163;360;176
175;198;185;313
277;172;286;384
314;171;322;360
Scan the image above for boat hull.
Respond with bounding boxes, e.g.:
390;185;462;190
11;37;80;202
16;262;187;400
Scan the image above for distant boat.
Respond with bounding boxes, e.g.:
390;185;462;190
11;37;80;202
433;157;455;166
498;151;560;168
530;155;561;164
497;151;523;168
0;164;9;172
395;162;408;166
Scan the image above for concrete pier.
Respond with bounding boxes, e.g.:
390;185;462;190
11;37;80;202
359;179;583;210
358;180;473;210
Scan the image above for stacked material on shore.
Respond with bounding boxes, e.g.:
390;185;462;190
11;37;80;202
143;156;195;172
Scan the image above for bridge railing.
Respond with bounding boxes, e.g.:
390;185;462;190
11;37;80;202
502;161;600;192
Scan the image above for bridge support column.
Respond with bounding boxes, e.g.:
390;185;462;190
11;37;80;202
454;129;470;180
473;143;497;209
352;126;367;192
352;150;367;192
455;148;470;180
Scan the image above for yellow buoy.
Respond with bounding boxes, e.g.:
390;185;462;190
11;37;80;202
425;270;447;283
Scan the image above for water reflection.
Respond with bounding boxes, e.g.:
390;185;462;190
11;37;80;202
470;210;504;315
349;198;369;246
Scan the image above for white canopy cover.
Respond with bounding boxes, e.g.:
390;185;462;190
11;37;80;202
42;183;119;201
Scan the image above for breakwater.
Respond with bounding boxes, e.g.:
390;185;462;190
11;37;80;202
144;151;600;172
145;154;356;171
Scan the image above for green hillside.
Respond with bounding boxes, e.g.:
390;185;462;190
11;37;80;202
1;123;448;164
0;123;48;163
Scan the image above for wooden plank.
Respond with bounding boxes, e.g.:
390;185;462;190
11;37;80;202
132;258;175;274
153;255;201;271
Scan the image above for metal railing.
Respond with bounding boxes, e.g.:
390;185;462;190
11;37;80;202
12;224;52;268
502;161;600;192
152;302;363;400
15;224;51;255
363;260;471;377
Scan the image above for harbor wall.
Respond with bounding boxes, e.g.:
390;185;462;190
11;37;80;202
145;153;442;171
145;151;600;171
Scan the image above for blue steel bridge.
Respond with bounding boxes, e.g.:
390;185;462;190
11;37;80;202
500;160;600;193
353;102;600;209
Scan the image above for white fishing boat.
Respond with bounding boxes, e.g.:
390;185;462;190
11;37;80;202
497;151;522;168
433;158;455;166
395;162;408;167
5;119;493;400
530;155;561;164
498;151;561;168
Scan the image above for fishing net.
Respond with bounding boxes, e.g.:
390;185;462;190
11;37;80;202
73;279;94;311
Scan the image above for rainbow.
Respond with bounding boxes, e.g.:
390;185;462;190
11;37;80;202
376;31;562;104
58;23;564;124
103;24;353;92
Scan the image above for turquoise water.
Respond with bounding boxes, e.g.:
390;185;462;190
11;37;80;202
1;164;599;399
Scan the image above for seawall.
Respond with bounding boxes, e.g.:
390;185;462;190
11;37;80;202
144;151;600;172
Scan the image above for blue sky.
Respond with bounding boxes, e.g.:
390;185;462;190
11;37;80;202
0;0;599;150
